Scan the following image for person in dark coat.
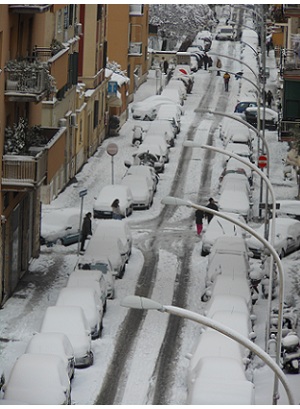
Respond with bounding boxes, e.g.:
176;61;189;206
205;198;218;223
266;90;274;108
195;209;204;235
80;212;92;251
203;53;210;70
111;198;123;220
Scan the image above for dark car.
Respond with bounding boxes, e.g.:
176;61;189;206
234;101;257;113
244;107;278;130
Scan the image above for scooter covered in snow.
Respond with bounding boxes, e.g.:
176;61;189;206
132;125;144;146
281;332;300;374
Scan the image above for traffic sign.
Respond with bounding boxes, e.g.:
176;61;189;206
106;143;118;156
258;155;268;168
79;188;87;197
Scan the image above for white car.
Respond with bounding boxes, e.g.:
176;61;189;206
276;199;300;220
131;95;183;121
121;174;154;210
218;188;252;221
225;142;253;162
141;135;170;162
161;87;183;106
166;78;187;100
93;184;133;219
56;287;103;340
91;218;132;261
40;306;93;368
25;332;75;380
187;356;254;405
132;144;166;173
85;223;127;278
67;269;108;312
208;236;251;259
219;172;252;197
224;157;253;182
201;212;246;256
40;207;87;246
3;353;71;404
145;120;176;147
125;163;159;193
247;217;300;259
156;104;181;134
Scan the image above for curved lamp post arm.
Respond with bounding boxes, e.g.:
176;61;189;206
121;295;294;405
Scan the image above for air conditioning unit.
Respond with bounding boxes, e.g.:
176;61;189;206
75;23;82;36
59;118;67;128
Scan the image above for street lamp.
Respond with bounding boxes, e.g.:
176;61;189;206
180;143;282;404
121;295;294;405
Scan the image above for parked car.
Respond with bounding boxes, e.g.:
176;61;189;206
132;144;166;173
56;287;103;340
276;199;300;220
218;188;252;221
156;104;181;134
219;172;252;197
187;356;255;405
77;255;116;299
224;157;253;184
67;269;108;312
201;212;247;256
166;78;187;101
40;306;93;368
93;184;133;219
40;207;86;246
124;162;159;193
204;294;250;318
121;174;154;210
234;100;257;113
247;217;300;259
244;106;278;130
145;120;176;147
215;25;237;41
3;353;71;404
92;218;132;261
142;134;170;160
131;95;183;120
161;87;183;106
83;223;127;278
25;332;75;380
225;142;253;162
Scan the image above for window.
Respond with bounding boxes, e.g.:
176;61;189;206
57;9;62;33
94;100;99;129
97;5;102;21
69;4;74;26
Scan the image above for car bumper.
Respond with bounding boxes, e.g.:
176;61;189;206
74;351;94;368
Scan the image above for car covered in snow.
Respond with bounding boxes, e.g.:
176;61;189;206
244;106;278;130
132;144;167;173
145;119;176;147
201;212;247;256
3;353;71;405
247;217;300;259
40;306;93;368
93;184;133;219
131;95;183;121
218;188;252;221
156;104;181;134
124;163;159;193
25;332;75;380
121;174;154;210
234;100;257;113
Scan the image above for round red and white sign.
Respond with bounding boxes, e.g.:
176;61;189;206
258;155;268;168
106;143;118;156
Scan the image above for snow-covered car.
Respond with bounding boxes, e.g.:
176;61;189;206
25;332;75;380
92;218;132;261
132;144;166;173
121;174;154;210
204;294;250;318
219;172;252;197
124;163;159;193
223;157;253;184
208;236;251;259
225;142;253;162
40;306;93;368
276;200;300;220
166;78;187;100
234;100;257;113
56;287;103;340
186;356;254;405
247;217;300;259
67;269;108;312
40;207;86;246
145;119;176;147
201;212;246;256
93;184;133;219
215;25;237;41
244;106;278;130
84;223;127;278
218;188;252;221
161;87;183;106
156;104;181;134
3;353;71;405
131;95;183;120
142;134;170;161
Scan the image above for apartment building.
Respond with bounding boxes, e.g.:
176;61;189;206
107;4;149;104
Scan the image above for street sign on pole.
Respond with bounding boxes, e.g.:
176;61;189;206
106;143;118;184
258;154;268;168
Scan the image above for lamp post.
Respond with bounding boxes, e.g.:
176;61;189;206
121;295;294;405
181;142;282;403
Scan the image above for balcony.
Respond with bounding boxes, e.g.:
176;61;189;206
283;4;300;17
129;5;144;16
9;4;51;14
129;42;142;56
5;61;52;103
2;126;65;191
279;120;300;142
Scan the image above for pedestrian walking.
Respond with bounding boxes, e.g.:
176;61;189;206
80;212;92;252
203;53;209;70
205;198;218;223
111;198;123;220
223;71;230;91
195;209;204;235
216;58;222;76
266;90;274;108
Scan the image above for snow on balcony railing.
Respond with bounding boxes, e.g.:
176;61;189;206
129;5;144;15
5;66;46;94
129;42;142;55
